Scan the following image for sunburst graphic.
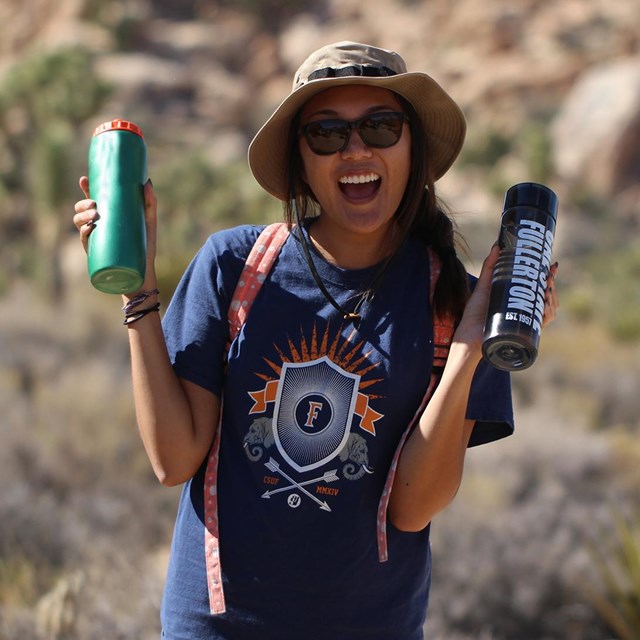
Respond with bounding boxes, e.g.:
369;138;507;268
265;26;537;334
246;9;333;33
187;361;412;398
254;321;384;398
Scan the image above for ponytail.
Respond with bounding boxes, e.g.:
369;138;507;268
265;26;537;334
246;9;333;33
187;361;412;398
395;97;470;325
423;197;470;324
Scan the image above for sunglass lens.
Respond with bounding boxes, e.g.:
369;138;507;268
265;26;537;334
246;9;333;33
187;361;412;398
304;120;349;154
360;113;404;148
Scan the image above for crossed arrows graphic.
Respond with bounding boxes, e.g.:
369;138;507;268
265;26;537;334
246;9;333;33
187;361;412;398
263;457;338;512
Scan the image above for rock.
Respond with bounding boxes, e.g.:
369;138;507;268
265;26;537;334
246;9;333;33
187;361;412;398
551;56;640;197
94;52;189;91
195;63;253;127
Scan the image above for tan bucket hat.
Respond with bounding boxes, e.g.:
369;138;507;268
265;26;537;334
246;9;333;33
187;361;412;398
248;41;467;201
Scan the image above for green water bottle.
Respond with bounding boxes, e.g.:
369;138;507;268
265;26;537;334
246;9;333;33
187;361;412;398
87;119;147;294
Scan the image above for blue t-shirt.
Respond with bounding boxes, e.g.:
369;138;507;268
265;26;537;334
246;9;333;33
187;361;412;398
160;225;513;640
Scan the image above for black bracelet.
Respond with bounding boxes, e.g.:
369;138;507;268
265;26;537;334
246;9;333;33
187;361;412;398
123;302;161;326
122;288;160;315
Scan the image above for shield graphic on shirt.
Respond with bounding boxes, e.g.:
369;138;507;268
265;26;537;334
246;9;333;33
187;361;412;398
272;356;360;473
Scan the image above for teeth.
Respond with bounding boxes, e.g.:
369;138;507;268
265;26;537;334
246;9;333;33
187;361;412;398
339;173;380;184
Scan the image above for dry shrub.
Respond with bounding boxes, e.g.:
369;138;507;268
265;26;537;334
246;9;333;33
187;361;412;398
0;284;179;639
426;385;636;639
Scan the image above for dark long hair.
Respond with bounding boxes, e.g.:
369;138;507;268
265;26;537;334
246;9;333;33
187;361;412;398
284;94;470;325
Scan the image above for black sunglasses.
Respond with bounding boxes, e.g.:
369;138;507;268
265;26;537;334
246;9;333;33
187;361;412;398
299;111;408;155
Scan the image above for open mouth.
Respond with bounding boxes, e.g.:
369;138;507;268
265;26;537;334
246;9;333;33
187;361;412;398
338;173;381;200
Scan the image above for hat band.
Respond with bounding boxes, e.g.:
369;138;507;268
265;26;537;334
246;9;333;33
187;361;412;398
305;64;398;83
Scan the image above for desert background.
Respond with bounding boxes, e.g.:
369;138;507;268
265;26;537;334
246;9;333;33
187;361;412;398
0;0;639;638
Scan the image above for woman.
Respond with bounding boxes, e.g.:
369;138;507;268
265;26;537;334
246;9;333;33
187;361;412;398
74;41;558;640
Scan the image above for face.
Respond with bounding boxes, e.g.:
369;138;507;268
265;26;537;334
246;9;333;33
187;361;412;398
298;85;411;250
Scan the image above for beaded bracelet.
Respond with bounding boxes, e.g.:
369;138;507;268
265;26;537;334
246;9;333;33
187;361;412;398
123;302;161;326
122;288;160;316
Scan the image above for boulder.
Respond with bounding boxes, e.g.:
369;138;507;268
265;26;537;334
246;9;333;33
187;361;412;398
552;56;640;197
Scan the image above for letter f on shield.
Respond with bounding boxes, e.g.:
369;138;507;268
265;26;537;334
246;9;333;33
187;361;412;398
272;356;360;473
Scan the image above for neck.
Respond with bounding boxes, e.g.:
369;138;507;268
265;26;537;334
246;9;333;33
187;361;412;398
308;219;397;269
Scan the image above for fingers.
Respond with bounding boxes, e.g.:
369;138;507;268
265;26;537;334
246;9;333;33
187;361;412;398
73;177;158;258
73;176;96;253
542;262;559;327
73;194;99;254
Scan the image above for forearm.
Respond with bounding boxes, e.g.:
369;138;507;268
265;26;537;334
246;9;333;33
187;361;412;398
126;295;217;485
75;180;217;485
388;341;481;531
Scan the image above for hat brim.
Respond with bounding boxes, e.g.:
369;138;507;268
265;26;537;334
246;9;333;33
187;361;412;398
248;72;466;201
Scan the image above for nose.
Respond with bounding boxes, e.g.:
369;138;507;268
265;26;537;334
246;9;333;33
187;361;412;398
340;128;373;158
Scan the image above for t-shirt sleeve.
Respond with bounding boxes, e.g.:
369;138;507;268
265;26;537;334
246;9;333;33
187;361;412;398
461;272;514;447
161;227;259;397
466;358;514;447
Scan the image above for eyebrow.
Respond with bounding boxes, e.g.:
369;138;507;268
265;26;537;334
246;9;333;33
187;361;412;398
304;104;400;120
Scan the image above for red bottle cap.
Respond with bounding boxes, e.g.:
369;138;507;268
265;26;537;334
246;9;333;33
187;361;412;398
93;119;144;139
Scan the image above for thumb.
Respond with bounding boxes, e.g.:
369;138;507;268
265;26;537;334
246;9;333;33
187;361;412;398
142;178;158;264
476;244;500;292
143;179;157;218
142;179;158;235
79;176;90;199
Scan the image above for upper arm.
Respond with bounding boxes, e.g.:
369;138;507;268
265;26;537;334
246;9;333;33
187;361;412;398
181;376;221;444
170;378;221;484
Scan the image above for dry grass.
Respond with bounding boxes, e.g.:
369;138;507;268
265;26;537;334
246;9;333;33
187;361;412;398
0;279;179;639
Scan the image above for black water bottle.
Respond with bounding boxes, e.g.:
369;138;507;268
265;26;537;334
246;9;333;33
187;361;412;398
482;182;558;371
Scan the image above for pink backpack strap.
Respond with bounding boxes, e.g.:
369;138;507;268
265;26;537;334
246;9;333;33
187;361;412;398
227;223;291;345
376;246;455;562
204;223;290;615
